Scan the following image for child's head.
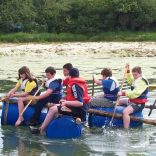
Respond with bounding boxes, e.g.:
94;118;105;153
132;66;142;80
45;66;56;79
69;68;79;78
101;68;112;79
18;66;33;81
63;63;73;76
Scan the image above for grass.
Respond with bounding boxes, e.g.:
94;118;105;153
0;31;155;43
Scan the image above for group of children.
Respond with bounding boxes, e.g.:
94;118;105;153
6;63;149;133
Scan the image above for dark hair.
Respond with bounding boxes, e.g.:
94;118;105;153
63;63;73;71
132;66;142;74
18;66;33;81
45;66;56;75
101;68;112;77
69;68;79;78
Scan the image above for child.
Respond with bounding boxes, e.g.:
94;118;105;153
7;66;39;127
62;63;73;86
26;66;63;126
90;67;119;107
39;68;90;134
118;64;149;128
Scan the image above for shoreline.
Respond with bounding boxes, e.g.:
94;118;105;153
0;42;156;57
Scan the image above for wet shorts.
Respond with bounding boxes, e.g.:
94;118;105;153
57;106;86;121
128;102;145;113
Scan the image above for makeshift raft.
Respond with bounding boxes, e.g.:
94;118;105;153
1;101;82;139
88;106;143;128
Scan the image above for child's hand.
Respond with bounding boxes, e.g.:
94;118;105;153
125;63;130;71
117;92;122;97
10;93;15;98
59;99;66;104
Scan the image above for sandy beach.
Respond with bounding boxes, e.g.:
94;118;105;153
0;42;156;57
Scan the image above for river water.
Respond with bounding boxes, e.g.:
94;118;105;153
0;54;156;156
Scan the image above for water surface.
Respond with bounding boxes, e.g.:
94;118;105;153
0;54;156;156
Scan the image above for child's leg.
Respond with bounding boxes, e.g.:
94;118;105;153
15;96;30;127
40;105;59;134
122;105;134;129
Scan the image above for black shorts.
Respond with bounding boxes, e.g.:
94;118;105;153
128;102;145;113
57;106;86;121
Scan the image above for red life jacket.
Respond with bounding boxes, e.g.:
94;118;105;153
65;78;90;104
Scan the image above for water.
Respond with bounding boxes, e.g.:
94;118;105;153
0;54;156;156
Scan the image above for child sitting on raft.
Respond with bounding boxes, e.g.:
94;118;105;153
26;66;63;126
118;64;149;129
90;67;119;108
7;66;39;127
62;63;73;87
39;68;90;134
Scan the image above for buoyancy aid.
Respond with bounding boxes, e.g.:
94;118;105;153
65;78;90;104
130;77;149;104
102;77;119;101
19;78;39;96
45;75;62;94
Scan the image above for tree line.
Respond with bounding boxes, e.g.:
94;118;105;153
0;0;156;33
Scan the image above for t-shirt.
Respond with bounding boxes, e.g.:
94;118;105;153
49;81;61;91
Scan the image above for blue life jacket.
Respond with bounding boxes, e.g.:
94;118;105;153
45;78;63;103
102;77;119;101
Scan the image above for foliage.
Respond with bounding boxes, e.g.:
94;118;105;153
0;0;155;33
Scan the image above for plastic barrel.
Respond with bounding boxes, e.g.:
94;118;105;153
46;115;82;139
88;106;143;128
1;102;47;125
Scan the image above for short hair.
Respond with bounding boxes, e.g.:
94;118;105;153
69;68;79;78
63;63;73;71
101;68;112;77
45;66;56;75
132;66;142;74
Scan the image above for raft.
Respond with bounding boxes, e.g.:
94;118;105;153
88;106;143;128
1;101;82;139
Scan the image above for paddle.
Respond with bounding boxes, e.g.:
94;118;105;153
92;75;95;97
149;85;156;91
109;66;127;127
88;108;156;126
20;81;45;116
148;99;156;116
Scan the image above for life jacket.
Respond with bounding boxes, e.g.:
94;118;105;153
65;78;90;104
130;77;149;104
45;75;62;95
102;77;119;101
19;78;39;96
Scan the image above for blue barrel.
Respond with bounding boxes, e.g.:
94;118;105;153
88;106;143;128
46;115;82;139
1;102;46;125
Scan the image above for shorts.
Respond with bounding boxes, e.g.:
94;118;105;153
128;102;145;113
57;106;86;121
90;97;115;108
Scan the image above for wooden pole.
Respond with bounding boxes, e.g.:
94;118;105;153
20;81;45;116
88;108;156;126
109;67;127;126
91;75;95;97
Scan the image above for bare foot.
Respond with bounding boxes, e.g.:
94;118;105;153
15;116;24;127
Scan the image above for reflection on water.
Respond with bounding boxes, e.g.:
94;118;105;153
0;54;156;155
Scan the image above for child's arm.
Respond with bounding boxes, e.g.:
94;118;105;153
7;81;21;97
93;75;102;85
